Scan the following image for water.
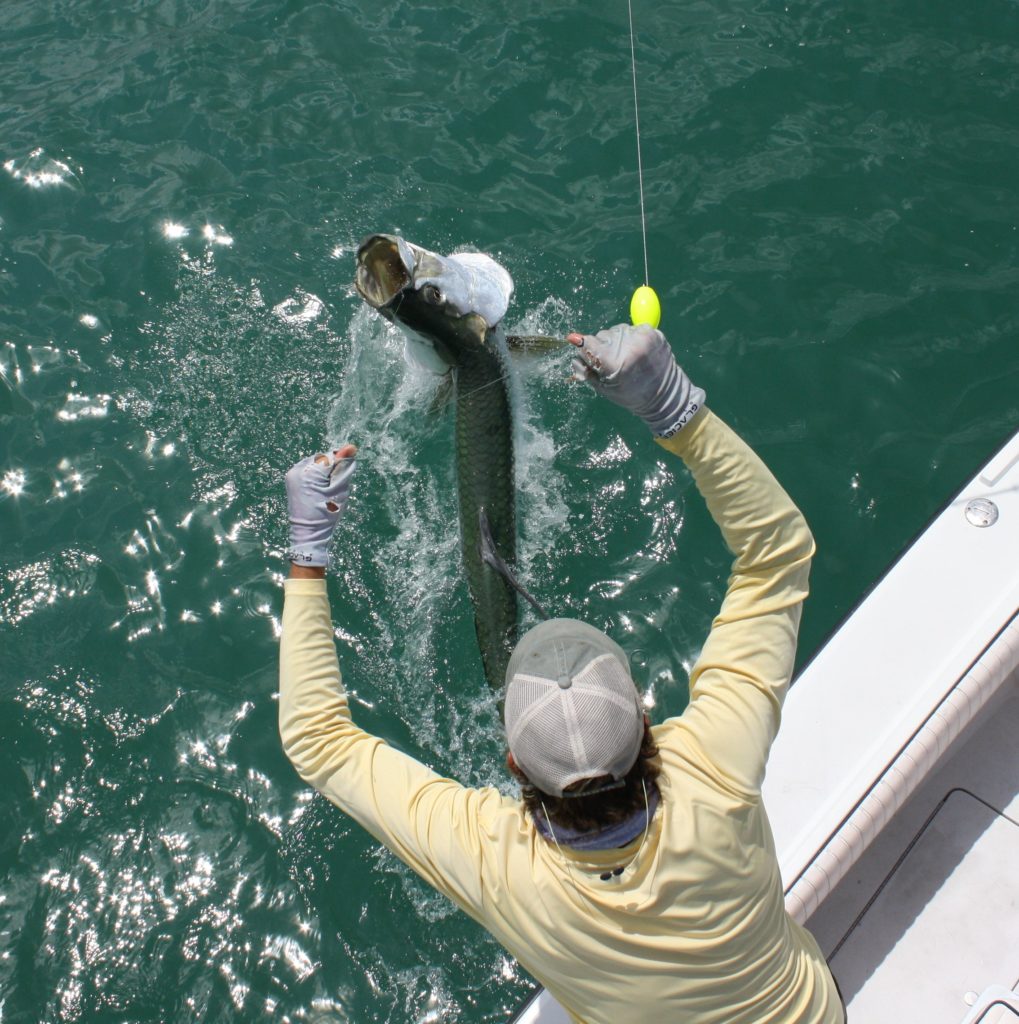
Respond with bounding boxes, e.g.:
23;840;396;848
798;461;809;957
2;1;1018;1020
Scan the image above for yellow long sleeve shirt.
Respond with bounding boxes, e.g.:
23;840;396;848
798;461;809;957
279;408;842;1024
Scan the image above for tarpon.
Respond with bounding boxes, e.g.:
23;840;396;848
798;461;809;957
354;234;522;690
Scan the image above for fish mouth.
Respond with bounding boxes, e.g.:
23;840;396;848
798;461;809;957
355;234;413;310
354;232;513;373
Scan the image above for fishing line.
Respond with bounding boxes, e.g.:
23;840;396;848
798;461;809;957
624;1;662;329
454;368;514;399
627;0;649;288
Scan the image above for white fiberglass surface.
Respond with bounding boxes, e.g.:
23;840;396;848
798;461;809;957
764;427;1019;891
832;787;1019;1021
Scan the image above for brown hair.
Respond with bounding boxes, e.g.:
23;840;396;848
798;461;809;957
510;721;661;833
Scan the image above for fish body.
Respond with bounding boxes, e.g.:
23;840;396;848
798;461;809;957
355;234;517;689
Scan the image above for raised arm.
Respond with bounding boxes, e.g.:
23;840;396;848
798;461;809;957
570;324;814;796
658;409;814;795
277;448;502;917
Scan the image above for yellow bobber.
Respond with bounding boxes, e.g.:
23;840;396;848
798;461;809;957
629;285;661;329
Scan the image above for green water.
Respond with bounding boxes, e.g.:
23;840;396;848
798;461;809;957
2;1;1018;1020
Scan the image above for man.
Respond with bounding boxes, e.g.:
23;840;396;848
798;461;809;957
279;324;845;1023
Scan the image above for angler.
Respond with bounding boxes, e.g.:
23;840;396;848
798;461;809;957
278;322;845;1023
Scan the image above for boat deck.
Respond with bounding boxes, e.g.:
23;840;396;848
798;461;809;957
810;672;1019;1023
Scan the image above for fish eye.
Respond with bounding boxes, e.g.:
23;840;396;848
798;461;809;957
422;284;442;305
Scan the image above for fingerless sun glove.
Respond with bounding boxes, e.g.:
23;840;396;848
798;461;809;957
285;452;356;567
572;323;705;438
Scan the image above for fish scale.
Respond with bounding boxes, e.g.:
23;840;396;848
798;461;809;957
454;340;517;690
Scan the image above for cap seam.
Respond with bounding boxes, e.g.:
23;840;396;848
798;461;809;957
559;683;590;780
506;684;557;749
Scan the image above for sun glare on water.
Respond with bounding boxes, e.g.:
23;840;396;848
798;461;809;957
2;469;26;497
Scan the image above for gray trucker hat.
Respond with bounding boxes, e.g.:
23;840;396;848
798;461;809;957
504;618;644;798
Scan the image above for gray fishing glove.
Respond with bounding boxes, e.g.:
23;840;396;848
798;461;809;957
285;450;357;567
570;323;705;439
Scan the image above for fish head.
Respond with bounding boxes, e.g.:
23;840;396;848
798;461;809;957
355;234;514;371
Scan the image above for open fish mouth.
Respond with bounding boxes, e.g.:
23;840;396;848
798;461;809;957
355;234;415;311
355;233;513;330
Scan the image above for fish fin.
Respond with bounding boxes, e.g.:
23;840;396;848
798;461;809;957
505;334;566;353
427;372;455;417
478;509;550;621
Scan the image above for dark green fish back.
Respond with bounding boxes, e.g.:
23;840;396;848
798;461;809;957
453;338;517;690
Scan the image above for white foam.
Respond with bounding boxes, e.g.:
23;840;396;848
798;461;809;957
326;307;467;750
324;302;576;767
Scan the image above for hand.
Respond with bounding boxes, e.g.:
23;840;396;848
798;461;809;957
285;445;357;568
567;324;705;438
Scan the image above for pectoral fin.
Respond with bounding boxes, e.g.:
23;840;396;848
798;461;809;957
478;508;550;621
505;334;566;354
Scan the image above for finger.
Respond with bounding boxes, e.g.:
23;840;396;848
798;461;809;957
570;357;598;383
575;344;603;372
313;445;357;471
566;333;587;347
326;457;357;490
289;454;316;476
304;446;357;487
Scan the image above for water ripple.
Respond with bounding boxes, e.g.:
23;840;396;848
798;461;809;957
2;0;1019;1020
